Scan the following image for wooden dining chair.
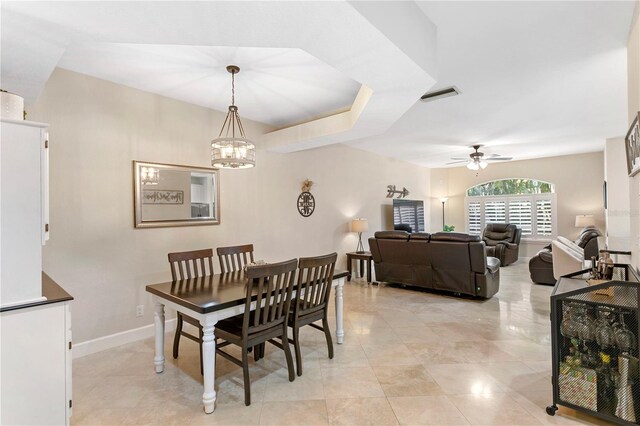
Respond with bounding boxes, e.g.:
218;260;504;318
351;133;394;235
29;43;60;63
217;244;254;273
214;259;298;406
289;252;337;376
167;248;215;375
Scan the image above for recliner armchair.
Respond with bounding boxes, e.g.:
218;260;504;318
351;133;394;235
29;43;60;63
529;227;601;285
482;223;522;266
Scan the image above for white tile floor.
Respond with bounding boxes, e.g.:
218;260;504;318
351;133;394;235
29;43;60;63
71;261;612;425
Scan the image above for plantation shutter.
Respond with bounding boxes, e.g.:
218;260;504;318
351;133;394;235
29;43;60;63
468;202;481;235
536;199;553;236
508;199;532;235
485;201;506;224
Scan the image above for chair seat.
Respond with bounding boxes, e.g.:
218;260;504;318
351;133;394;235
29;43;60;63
215;314;245;335
216;312;286;345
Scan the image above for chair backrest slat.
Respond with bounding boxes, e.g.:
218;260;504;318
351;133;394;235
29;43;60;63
217;244;255;273
243;259;297;337
294;253;337;318
168;249;215;280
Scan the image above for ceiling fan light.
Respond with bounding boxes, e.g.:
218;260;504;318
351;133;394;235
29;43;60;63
479;160;488;169
467;161;479;171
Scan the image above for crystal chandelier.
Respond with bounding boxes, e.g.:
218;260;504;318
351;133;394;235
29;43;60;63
140;166;160;185
211;65;256;169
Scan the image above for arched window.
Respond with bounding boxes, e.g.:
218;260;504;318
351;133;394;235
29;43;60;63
466;178;556;239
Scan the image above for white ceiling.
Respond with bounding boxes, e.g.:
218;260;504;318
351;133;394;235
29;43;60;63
57;44;361;128
347;1;636;167
1;1;635;167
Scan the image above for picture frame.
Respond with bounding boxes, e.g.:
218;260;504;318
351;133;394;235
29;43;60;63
625;112;640;176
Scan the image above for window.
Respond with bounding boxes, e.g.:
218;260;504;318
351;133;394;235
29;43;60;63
485;201;506;224
393;199;425;232
465;179;556;239
508;199;532;236
468;201;481;235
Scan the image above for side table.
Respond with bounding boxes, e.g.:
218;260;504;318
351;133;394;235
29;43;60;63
346;251;377;285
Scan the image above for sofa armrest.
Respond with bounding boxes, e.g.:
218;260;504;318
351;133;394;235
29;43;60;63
486;256;500;273
538;250;553;263
496;241;518;250
551;240;583;279
469;242;488;273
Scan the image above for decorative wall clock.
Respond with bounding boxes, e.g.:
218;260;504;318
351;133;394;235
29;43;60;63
297;179;315;217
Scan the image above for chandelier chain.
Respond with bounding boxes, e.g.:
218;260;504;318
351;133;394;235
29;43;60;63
231;71;235;106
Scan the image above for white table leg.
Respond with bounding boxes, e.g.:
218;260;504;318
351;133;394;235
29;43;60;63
153;301;165;373
335;277;345;344
201;316;218;414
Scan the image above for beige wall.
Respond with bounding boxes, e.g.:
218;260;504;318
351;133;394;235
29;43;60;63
430;152;605;257
27;68;430;343
605;137;631;250
629;1;640;271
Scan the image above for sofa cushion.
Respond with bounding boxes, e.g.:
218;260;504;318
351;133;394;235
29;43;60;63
483;224;516;245
430;232;481;242
409;233;430;241
374;231;409;240
486;257;500;273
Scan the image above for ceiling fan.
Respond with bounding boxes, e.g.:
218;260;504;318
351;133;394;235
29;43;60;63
446;145;513;170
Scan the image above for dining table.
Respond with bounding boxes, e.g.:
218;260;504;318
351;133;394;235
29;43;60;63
146;269;348;414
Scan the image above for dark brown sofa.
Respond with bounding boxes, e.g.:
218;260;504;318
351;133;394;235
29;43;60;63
368;231;500;299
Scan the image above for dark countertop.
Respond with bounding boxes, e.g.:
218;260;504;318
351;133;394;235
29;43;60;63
0;272;73;313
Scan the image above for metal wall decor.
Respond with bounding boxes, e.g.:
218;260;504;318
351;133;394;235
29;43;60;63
386;185;410;198
297;179;315;217
625;112;640;177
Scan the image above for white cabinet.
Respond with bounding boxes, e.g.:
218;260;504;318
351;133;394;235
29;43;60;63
0;118;49;308
1;288;73;425
0;118;70;425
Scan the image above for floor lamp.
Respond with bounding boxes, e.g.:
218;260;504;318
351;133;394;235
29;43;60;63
440;197;448;231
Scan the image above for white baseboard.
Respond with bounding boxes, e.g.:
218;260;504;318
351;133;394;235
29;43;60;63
73;318;177;359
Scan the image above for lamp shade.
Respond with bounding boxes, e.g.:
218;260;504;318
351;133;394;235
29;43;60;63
351;218;368;233
575;214;595;228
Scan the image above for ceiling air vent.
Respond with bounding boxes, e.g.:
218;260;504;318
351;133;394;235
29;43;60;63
420;86;461;103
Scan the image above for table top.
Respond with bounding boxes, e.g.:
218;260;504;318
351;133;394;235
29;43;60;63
146;270;348;315
346;251;372;258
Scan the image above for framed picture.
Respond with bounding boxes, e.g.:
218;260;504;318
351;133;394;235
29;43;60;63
625;112;640;176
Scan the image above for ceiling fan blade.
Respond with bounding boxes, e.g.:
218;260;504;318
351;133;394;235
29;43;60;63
445;160;469;165
449;157;469;160
486;157;513;161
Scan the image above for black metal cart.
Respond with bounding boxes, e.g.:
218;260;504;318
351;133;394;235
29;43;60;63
548;265;640;425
